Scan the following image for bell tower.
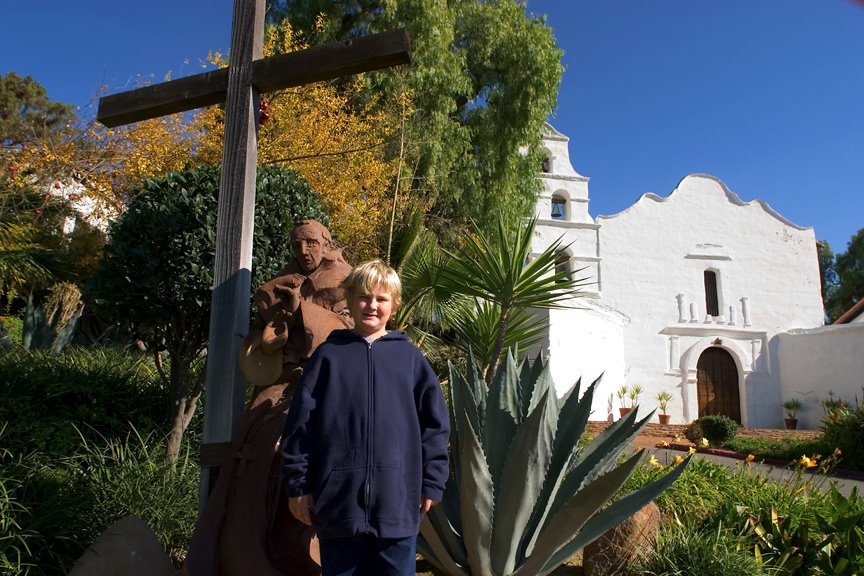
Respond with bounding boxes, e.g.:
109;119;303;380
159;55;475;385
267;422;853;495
533;124;601;296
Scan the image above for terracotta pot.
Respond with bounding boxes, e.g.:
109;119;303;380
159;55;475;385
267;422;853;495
658;414;671;425
784;418;798;430
619;407;632;418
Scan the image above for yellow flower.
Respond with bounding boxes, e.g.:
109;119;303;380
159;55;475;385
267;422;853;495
673;435;681;443
674;455;684;464
688;446;697;455
799;454;818;468
746;454;756;463
658;441;670;448
585;435;593;442
648;455;662;469
700;438;709;447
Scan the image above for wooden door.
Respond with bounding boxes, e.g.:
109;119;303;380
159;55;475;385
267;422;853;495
696;347;741;423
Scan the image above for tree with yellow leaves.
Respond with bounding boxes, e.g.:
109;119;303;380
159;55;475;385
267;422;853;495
193;20;403;262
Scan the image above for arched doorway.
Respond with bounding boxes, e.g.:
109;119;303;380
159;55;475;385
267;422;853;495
696;347;741;423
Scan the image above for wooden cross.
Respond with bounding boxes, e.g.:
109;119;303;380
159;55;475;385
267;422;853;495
97;0;410;496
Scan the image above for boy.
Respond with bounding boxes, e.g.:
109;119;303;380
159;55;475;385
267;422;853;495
280;259;450;576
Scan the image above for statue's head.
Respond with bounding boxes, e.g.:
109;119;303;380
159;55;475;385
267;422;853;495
290;220;332;273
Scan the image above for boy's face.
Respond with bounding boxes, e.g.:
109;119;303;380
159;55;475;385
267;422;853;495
349;285;393;339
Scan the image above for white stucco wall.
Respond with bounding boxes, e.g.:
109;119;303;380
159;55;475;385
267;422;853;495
594;175;825;426
526;300;628;420
776;323;864;429
530;128;831;428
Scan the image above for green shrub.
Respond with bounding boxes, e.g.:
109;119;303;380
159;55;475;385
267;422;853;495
0;346;165;458
735;484;864;575
1;314;23;345
0;430;37;576
821;404;864;472
72;429;199;564
725;436;832;464
7;429;199;574
684;419;703;445
630;521;766;576
698;415;738;447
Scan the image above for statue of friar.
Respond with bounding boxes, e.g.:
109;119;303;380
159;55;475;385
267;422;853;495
184;220;352;576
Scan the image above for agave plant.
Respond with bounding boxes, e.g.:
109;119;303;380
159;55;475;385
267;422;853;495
418;351;689;576
22;290;81;354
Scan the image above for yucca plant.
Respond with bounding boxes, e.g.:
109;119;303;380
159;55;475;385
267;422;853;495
419;351;689;576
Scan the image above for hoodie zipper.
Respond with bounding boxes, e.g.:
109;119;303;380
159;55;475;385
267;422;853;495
364;338;374;528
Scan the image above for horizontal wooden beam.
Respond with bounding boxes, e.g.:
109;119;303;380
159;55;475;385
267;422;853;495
251;27;411;93
97;29;411;128
97;68;229;128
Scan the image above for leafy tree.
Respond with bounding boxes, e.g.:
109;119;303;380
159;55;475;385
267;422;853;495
273;0;563;241
91;165;328;462
817;240;838;313
0;72;74;147
825;228;864;322
192;20;402;261
1;74;76;298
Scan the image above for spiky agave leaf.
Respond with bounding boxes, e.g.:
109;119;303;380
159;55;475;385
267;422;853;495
537;456;691;576
518;374;600;562
491;386;557;575
458;410;494;575
484;351;522;490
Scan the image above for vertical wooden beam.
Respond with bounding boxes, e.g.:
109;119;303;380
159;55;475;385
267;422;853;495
200;0;265;500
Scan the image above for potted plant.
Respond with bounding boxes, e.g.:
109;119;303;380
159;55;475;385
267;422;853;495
628;384;643;412
782;399;802;430
617;384;642;417
617;384;631;417
656;390;673;425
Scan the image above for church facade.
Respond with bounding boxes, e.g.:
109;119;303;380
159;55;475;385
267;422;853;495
529;126;826;428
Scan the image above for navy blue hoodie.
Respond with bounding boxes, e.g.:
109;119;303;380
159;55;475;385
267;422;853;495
280;329;450;539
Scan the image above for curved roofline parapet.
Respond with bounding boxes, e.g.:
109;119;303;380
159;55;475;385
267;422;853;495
595;173;810;231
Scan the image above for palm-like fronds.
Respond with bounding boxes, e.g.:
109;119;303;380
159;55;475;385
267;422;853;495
437;215;588;380
0;222;57;293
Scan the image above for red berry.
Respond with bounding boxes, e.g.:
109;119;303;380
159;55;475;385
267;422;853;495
35;207;43;215
69;194;78;200
54;182;61;189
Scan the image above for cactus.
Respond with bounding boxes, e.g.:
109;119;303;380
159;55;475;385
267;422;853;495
419;351;689;576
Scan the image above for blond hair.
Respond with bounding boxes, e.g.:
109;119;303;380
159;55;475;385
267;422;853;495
342;259;403;310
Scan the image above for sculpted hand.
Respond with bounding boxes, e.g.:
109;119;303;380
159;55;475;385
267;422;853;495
289;494;315;526
274;282;302;314
420;498;438;515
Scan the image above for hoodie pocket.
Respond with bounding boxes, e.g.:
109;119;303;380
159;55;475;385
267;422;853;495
372;464;410;521
313;466;366;526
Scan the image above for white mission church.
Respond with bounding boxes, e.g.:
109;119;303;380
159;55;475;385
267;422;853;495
528;125;862;429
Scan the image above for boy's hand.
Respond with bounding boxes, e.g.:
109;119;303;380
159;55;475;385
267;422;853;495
420;498;438;515
289;494;315;526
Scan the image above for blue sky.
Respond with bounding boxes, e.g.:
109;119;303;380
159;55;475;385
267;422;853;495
2;1;862;253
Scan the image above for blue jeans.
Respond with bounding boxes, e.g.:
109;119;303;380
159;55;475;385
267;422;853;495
319;534;417;576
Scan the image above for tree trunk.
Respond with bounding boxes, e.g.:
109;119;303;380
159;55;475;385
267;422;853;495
164;347;204;464
485;311;509;385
